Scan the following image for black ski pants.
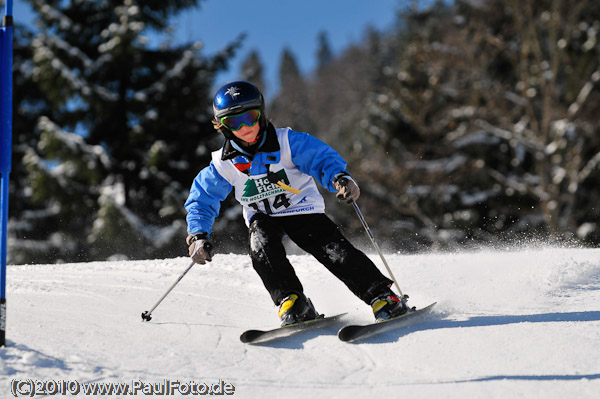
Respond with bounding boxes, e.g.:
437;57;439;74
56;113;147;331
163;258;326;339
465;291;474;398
248;213;393;306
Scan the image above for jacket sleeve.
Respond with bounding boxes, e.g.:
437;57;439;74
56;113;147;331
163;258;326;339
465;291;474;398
288;130;348;192
184;161;233;236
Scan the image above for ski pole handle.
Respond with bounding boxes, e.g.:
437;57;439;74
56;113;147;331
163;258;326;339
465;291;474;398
191;240;213;258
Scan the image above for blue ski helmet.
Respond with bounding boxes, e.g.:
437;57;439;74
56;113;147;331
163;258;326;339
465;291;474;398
213;81;264;121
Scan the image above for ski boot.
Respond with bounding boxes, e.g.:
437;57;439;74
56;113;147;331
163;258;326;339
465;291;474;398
278;292;320;327
370;291;410;322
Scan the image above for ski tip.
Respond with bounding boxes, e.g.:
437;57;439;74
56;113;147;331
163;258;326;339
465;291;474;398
240;330;262;343
337;326;359;342
420;302;437;310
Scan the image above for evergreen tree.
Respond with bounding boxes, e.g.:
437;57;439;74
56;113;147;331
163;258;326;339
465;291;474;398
439;0;600;244
316;31;333;71
12;0;242;263
240;50;266;95
269;48;315;133
357;0;600;248
7;24;57;264
12;0;599;261
284;0;600;250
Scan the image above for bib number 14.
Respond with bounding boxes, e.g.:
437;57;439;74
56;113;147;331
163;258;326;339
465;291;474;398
249;194;291;215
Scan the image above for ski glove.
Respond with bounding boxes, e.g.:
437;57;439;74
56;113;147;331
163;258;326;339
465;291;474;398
333;173;360;204
186;234;214;264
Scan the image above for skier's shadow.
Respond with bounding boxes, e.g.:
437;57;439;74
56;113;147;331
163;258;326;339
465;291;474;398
355;310;600;344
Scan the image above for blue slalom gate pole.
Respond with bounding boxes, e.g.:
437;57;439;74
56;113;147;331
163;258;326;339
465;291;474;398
0;0;14;347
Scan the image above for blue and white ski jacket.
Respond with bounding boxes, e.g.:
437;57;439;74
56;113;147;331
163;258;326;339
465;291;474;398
185;126;349;236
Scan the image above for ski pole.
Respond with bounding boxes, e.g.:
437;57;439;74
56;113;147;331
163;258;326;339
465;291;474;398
141;242;212;322
351;201;404;298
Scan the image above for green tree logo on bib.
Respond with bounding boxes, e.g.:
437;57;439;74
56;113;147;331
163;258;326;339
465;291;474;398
242;170;290;201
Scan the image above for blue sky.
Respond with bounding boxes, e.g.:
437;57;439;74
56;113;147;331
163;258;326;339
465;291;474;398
12;0;414;95
174;0;406;95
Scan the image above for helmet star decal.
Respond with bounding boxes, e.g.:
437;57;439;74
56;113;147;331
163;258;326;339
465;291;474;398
225;86;240;98
212;81;264;124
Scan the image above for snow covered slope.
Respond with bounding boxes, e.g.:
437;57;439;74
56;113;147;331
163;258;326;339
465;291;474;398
1;248;600;398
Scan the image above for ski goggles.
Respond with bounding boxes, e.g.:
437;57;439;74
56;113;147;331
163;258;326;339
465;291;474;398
220;109;261;131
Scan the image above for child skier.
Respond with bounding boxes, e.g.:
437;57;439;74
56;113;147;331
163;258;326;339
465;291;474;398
185;81;408;326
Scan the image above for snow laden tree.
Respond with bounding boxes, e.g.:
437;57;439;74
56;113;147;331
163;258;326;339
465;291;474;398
16;0;241;262
446;0;600;244
337;3;474;251
7;24;58;264
356;0;600;249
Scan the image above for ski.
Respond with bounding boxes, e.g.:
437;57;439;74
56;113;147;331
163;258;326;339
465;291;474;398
240;313;347;344
338;302;437;343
